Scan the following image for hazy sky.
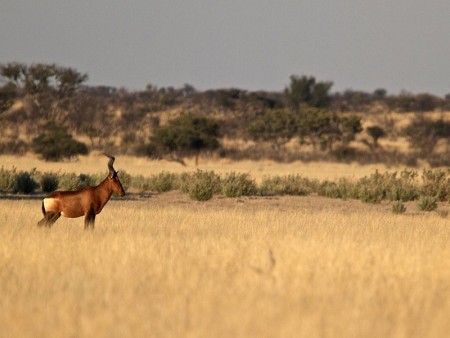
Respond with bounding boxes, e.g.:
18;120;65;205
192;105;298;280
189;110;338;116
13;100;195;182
1;0;449;96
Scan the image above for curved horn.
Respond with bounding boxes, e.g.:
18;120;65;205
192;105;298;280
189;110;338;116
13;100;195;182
104;153;116;175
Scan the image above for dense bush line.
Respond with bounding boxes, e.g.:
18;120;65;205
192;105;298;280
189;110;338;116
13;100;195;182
1;167;449;214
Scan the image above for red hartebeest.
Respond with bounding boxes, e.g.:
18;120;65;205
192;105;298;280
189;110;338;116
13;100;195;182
37;154;125;229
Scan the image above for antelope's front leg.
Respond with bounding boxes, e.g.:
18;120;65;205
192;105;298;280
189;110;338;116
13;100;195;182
84;206;96;230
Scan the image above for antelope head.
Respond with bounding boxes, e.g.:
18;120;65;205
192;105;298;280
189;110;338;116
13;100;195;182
105;153;126;196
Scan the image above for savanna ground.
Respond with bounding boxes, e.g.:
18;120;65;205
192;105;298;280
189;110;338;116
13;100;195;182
1;155;449;338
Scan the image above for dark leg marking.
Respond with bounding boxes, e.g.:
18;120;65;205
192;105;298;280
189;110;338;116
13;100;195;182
84;206;96;230
37;212;60;227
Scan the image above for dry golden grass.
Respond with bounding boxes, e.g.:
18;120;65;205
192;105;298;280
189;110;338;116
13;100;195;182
0;153;423;183
1;193;449;338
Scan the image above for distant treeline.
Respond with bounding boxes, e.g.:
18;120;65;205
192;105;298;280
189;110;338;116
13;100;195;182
1;62;450;165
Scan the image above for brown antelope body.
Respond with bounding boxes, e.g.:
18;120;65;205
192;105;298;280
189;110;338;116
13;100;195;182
37;154;125;229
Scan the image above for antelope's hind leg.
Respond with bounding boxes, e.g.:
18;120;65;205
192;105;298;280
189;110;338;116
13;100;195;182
37;217;46;227
84;206;96;230
37;212;60;227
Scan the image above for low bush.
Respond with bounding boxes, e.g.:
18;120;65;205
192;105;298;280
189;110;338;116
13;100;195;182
130;175;152;191
355;170;420;203
221;172;257;197
259;175;313;196
318;181;341;199
0;167;17;192
14;171;38;194
182;170;220;201
357;184;384;203
387;170;419;202
318;178;356;199
59;173;95;191
418;196;438;212
392;200;407;214
421;169;449;201
148;172;178;193
40;173;59;193
356;170;395;203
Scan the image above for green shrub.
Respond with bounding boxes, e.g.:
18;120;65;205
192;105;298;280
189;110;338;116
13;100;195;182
149;113;220;165
356;171;388;203
258;176;278;196
392;200;406;214
421;169;449;201
14;171;38;194
387;170;419;202
418;196;438;212
59;173;95;191
32;122;89;161
64;174;83;190
149;172;178;193
221;172;257;197
259;175;312;196
355;170;419;203
130;175;151;191
0;167;17;192
318;178;356;199
358;185;384;203
318;181;341;199
179;173;191;193
248;109;297;146
40;173;59;193
79;174;96;189
182;170;219;201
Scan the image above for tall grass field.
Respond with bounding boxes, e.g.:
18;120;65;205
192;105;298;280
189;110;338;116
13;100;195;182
1;191;449;338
